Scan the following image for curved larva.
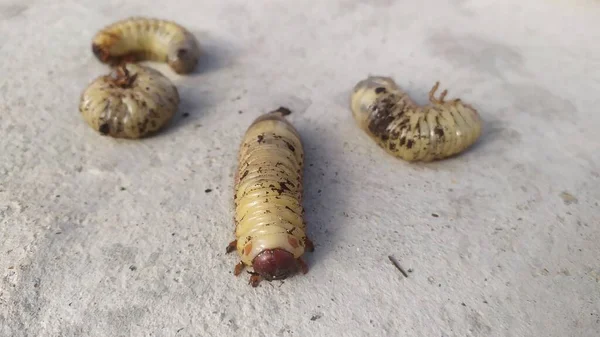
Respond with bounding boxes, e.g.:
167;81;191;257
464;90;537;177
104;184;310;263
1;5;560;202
350;76;483;162
79;63;179;139
226;108;314;287
91;17;201;74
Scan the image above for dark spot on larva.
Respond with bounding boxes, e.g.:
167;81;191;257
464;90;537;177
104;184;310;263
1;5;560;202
434;126;444;137
257;135;264;143
146;87;150;91
176;48;188;58
274;181;291;195
284;141;295;152
285;205;296;214
141;101;147;107
367;98;397;139
406;139;414;149
389;143;397;151
99;123;110;134
205;188;212;193
150;121;157;128
182;113;190;118
284;178;295;187
399;137;406;146
138;118;149;134
375;87;387;94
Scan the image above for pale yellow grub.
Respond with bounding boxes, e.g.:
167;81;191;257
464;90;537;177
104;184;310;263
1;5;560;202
233;110;307;266
350;76;483;162
79;63;179;139
92;17;201;74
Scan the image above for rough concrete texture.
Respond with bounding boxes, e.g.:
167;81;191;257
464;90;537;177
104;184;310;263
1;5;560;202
1;0;599;336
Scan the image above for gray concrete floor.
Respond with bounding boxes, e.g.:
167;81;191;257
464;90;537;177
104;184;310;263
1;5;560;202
1;1;599;336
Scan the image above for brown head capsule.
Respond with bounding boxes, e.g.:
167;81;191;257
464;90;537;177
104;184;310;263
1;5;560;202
91;17;201;74
79;63;179;139
226;108;314;287
350;76;483;162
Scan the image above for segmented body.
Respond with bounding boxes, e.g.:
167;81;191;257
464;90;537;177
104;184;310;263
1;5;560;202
79;63;179;139
92;17;201;74
227;108;313;287
350;76;482;162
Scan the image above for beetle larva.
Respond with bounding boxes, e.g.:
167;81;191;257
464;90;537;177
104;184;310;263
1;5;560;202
91;17;201;74
350;76;482;162
79;63;179;139
226;108;314;287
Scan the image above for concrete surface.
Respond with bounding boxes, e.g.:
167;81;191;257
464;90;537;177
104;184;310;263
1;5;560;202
1;0;599;336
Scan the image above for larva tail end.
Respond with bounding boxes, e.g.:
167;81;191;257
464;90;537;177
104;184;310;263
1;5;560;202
351;76;396;128
352;76;397;94
169;48;199;74
252;248;299;281
249;107;293;126
272;106;292;116
92;43;109;62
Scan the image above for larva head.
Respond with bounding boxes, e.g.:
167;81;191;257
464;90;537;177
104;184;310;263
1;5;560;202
252;248;299;281
350;76;398;127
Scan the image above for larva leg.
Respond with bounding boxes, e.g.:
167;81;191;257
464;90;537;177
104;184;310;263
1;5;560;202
304;237;315;252
297;258;309;274
350;76;482;162
91;17;201;74
79;63;179;139
226;240;237;254
429;81;450;105
234;262;245;276
249;273;262;287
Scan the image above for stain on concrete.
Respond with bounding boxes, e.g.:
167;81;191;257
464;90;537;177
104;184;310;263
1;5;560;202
508;83;578;121
0;4;28;19
426;32;525;79
559;191;578;205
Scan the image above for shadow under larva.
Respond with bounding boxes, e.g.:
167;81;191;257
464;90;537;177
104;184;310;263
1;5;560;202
225;107;315;287
350;76;483;162
91;17;201;75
